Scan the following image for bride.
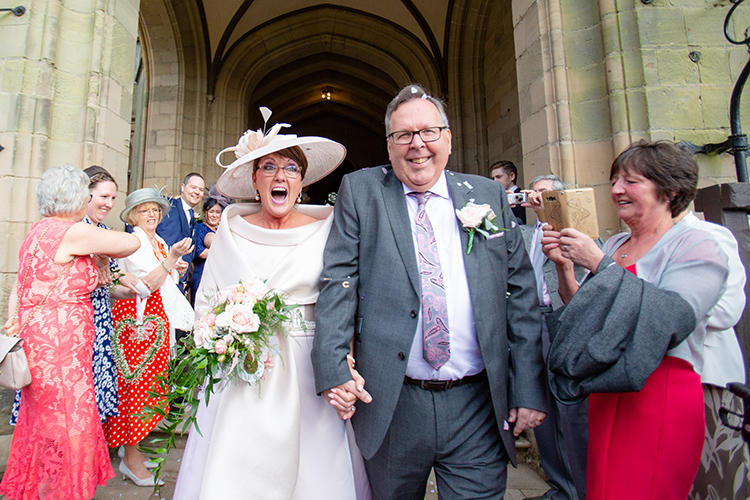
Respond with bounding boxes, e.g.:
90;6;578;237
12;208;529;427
173;111;371;500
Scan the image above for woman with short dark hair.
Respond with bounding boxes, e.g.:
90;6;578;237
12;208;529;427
542;141;729;500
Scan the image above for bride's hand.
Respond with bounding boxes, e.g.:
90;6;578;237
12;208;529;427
323;355;372;421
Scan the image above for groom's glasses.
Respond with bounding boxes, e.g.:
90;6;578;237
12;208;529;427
387;126;448;145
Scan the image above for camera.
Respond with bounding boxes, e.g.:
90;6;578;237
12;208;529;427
507;192;528;205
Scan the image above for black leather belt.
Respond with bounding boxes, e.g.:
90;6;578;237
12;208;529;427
404;370;487;391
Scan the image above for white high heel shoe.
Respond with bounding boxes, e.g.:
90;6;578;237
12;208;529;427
118;445;158;469
119;460;164;487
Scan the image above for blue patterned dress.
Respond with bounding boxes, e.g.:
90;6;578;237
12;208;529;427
11;218;120;424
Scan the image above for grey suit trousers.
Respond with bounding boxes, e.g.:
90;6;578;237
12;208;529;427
365;378;508;500
533;315;588;500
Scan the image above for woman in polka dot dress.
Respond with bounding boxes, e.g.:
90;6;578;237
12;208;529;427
102;188;194;487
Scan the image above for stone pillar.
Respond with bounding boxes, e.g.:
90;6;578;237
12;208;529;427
0;0;140;320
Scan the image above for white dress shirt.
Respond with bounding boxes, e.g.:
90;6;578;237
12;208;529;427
180;196;194;226
529;221;551;307
402;172;484;381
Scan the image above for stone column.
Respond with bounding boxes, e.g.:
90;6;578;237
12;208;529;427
0;0;140;318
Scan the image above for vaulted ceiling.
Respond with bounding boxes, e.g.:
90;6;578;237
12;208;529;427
140;0;504;201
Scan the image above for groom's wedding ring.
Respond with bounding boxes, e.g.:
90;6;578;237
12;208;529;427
536;417;544;422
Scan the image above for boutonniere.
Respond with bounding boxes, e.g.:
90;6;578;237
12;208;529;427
455;202;508;254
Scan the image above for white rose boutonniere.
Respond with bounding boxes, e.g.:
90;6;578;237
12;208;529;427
455;202;508;254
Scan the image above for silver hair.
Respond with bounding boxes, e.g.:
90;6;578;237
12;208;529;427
36;164;91;217
384;84;450;136
528;174;566;191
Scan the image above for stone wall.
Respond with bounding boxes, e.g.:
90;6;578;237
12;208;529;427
0;0;140;323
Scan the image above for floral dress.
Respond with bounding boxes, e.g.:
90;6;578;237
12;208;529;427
103;237;170;447
84;217;120;420
10;218;120;425
0;218;114;499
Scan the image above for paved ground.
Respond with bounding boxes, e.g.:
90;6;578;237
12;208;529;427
89;431;549;500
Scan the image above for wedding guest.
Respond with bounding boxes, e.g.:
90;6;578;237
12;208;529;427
189;195;226;305
491;160;526;223
543;141;729;500
519;174;588;500
103;187;194;487
0;165;139;500
681;210;749;500
156;173;205;293
9;166;140;426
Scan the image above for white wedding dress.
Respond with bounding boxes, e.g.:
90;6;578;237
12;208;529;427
173;204;371;500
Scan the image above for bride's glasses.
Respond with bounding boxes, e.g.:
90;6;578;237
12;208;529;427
257;163;303;178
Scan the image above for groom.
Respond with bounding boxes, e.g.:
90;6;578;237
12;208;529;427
312;84;547;499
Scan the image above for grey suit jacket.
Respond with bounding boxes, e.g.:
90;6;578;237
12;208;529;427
312;166;546;464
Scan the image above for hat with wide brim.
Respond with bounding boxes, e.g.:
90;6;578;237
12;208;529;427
214;110;346;199
119;187;172;223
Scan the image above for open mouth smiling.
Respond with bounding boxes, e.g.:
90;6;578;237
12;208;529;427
409;157;430;165
271;186;288;203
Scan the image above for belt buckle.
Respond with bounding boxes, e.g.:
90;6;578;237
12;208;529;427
443;379;455;390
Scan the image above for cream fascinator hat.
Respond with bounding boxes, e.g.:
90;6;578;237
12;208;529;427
215;107;347;199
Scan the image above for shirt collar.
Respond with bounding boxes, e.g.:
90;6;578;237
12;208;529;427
401;171;450;200
180;196;192;212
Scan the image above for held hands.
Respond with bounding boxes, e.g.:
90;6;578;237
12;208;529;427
93;255;113;286
323;354;373;421
542;226;603;272
508;407;547;437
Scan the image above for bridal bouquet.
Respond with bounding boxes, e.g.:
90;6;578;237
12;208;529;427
141;280;297;490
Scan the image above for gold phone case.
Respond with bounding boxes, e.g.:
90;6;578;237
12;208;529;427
538;188;599;239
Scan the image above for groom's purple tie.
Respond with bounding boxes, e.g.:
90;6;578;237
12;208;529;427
410;191;450;370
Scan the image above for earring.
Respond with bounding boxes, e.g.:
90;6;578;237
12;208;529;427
254;193;260;202
297;193;302;203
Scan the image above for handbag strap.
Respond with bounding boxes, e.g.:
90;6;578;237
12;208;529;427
11;223;75;336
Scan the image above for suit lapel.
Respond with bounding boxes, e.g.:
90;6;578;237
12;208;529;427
445;171;477;282
381;170;420;296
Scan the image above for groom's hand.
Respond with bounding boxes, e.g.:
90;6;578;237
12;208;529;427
323;379;372;421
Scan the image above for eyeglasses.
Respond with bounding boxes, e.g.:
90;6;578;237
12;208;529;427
257;163;303;178
387;126;448;145
137;208;161;215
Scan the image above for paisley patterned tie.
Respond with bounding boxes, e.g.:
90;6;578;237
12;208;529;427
410;191;450;370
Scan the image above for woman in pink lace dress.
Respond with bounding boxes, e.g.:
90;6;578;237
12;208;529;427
0;165;139;500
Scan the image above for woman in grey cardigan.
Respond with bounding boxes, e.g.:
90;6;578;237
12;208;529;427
541;141;729;500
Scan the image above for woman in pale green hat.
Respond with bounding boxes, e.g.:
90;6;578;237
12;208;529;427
102;187;194;487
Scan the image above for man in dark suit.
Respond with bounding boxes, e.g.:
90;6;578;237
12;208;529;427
156;172;205;293
312;84;547;499
491;160;526;224
519;174;589;500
